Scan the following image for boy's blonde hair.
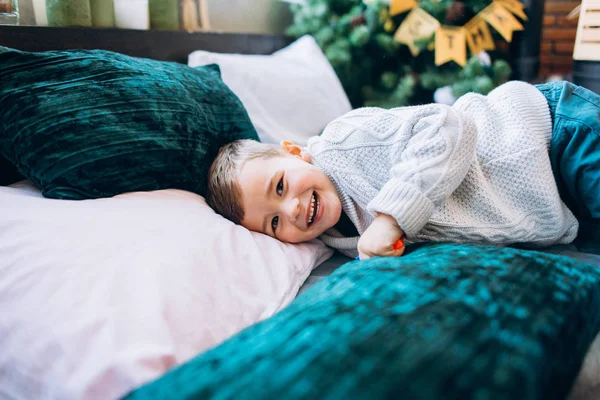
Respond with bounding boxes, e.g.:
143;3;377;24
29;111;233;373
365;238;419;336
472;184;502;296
207;139;285;224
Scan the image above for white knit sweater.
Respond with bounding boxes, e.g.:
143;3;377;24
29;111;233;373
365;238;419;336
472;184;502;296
307;81;579;257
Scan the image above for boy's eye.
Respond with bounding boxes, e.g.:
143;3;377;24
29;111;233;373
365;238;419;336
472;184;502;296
271;216;279;232
276;178;284;196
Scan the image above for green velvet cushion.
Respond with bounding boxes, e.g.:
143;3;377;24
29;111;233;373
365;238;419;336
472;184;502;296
0;46;258;199
125;244;600;400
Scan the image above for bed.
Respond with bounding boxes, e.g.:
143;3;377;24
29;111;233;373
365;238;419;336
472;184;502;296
1;25;600;400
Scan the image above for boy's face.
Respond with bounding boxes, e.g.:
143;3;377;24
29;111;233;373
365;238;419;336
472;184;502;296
238;141;342;243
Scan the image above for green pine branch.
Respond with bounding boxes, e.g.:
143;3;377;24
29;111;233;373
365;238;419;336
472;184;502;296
287;0;513;108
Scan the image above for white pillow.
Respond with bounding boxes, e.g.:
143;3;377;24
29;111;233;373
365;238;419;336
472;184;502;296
188;35;352;145
0;182;332;400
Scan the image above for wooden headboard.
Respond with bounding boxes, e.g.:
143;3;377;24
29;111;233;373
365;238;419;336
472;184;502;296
0;25;291;186
0;25;290;62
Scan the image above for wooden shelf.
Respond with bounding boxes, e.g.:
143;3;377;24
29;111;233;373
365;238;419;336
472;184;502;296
0;25;291;63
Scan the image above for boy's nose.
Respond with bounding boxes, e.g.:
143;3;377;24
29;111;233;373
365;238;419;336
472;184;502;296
283;197;301;222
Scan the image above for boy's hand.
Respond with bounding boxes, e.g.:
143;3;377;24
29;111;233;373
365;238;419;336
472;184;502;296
357;213;405;260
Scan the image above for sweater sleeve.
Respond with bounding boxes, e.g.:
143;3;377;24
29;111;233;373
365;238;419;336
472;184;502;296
367;104;477;236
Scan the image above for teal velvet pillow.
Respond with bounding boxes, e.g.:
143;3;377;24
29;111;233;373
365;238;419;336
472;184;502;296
0;46;258;199
125;244;600;400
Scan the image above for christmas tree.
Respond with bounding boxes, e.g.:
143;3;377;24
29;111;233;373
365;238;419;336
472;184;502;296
286;0;516;108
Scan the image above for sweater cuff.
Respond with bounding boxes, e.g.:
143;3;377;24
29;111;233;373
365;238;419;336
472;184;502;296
367;180;435;236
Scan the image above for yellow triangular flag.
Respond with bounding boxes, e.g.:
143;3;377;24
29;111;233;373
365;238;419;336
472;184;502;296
435;26;467;67
390;0;418;16
394;8;440;56
495;0;528;21
481;3;524;42
464;16;496;54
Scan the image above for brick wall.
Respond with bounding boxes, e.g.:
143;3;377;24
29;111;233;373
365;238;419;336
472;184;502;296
540;0;580;78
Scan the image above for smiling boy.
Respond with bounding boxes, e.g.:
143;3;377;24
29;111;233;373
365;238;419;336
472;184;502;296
208;81;599;259
234;140;343;244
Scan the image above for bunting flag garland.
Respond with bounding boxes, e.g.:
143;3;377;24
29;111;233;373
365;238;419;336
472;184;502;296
435;26;468;67
390;0;418;16
496;0;528;21
480;2;524;42
464;16;495;55
393;8;440;56
390;0;528;67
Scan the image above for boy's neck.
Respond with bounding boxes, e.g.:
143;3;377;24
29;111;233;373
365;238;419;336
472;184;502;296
335;209;359;237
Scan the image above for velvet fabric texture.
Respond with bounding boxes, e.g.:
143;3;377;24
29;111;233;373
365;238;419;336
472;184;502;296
0;46;258;199
125;244;600;400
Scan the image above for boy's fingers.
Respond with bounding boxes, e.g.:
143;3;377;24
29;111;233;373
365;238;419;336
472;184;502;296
391;247;405;257
358;247;402;260
392;238;405;250
357;245;381;260
389;238;405;257
357;239;404;260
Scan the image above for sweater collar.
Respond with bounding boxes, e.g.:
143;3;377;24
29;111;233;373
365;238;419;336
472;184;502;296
310;158;364;238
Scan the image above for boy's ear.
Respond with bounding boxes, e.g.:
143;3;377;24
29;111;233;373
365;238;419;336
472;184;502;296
280;140;311;162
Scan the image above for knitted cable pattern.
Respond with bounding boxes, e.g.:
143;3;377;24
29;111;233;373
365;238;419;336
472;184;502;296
308;81;578;258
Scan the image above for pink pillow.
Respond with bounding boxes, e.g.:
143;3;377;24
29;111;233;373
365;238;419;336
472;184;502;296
0;182;332;399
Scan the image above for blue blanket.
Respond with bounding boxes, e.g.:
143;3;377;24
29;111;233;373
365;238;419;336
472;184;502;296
125;244;600;400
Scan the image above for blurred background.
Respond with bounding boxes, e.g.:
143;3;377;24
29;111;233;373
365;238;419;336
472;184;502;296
2;0;597;105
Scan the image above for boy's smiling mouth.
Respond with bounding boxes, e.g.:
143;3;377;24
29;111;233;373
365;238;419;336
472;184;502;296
307;191;320;227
